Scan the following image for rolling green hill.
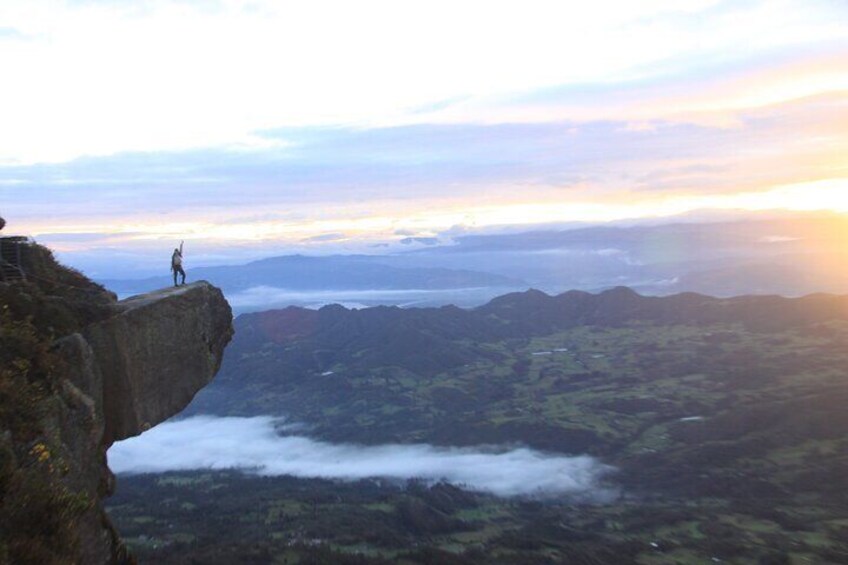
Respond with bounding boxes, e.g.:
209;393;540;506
114;288;848;563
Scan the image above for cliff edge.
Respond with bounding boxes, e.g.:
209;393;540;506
0;239;233;564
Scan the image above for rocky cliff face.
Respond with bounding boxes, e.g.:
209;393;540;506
0;241;232;564
76;284;233;445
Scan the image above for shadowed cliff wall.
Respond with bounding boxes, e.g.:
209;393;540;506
0;241;233;564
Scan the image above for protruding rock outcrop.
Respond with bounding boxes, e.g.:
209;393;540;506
81;283;233;444
54;282;232;562
0;241;232;564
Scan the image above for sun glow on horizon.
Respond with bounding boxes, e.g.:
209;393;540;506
20;179;848;254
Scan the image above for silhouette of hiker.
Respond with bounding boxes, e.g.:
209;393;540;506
171;241;186;286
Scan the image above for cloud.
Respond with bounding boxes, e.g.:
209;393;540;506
108;416;614;498
0;26;29;40
301;232;347;242
226;286;502;311
4;0;848;276
1;0;846;164
7;90;846;222
399;237;439;246
424;44;848;128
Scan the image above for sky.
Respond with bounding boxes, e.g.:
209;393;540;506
2;0;847;275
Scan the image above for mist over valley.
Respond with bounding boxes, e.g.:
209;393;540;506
109;415;612;499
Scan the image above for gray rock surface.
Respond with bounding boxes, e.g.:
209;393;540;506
51;280;233;562
82;282;233;444
1;238;233;564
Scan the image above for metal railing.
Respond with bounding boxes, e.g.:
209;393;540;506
0;236;29;282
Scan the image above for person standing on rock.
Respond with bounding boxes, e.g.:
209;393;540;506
171;241;186;286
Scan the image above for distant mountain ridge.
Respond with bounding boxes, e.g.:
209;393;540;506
99;254;524;298
188;286;848;424
234;286;848;351
478;286;848;333
97;215;848;304
396;215;848;296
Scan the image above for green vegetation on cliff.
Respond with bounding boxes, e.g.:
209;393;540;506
0;242;118;564
1;240;234;564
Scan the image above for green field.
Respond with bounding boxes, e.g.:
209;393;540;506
109;315;848;563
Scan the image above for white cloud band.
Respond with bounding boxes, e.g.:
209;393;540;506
108;415;613;498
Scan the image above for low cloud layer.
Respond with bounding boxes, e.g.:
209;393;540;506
108;416;613;498
227;286;502;311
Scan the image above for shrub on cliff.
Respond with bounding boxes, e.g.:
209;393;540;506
0;247;112;564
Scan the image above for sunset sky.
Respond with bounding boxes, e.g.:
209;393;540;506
2;0;847;276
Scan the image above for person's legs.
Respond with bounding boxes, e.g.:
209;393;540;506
179;266;186;285
173;269;178;287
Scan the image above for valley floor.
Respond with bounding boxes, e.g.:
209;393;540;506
110;313;848;563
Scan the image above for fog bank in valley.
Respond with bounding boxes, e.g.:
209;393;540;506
226;285;506;312
109;416;614;498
